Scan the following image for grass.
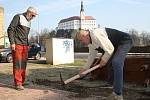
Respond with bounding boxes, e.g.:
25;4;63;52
57;59;86;67
0;59;86;83
27;59;86;68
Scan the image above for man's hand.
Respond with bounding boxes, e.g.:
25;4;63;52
99;59;107;67
11;44;15;50
79;67;86;74
79;67;87;77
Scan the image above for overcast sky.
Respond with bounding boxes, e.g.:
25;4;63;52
0;0;150;33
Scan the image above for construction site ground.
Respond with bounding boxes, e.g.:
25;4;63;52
0;59;150;100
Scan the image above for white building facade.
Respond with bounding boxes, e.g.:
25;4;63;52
58;1;96;30
58;16;96;30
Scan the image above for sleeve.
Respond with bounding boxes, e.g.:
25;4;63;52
7;14;19;44
83;45;98;69
95;28;114;63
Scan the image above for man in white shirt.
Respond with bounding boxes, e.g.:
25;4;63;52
76;27;133;100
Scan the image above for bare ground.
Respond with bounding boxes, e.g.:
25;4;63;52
0;60;150;100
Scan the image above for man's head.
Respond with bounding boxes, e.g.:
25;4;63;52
26;6;37;21
76;29;91;45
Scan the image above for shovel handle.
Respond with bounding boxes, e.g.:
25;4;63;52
64;64;101;84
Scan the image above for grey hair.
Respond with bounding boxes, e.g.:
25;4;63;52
27;6;37;15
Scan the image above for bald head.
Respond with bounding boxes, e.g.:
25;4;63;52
76;29;90;45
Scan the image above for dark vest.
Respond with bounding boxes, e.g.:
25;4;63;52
95;28;132;52
105;28;132;48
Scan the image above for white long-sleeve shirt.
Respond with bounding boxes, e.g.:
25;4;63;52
84;28;114;69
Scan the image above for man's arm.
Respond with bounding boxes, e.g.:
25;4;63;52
84;45;98;69
7;14;19;45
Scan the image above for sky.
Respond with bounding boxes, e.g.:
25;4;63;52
0;0;150;34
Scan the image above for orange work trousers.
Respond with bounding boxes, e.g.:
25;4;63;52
12;44;28;86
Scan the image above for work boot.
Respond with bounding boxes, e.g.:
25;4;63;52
15;85;24;91
105;92;123;100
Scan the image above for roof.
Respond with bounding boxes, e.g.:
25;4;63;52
59;16;95;23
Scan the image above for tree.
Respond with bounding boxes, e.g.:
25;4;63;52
128;29;150;46
49;30;56;37
140;31;150;46
129;29;141;46
56;29;65;37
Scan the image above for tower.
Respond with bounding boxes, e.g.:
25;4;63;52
80;1;85;29
0;6;4;46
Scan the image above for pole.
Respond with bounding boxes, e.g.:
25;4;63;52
4;32;5;48
37;14;39;44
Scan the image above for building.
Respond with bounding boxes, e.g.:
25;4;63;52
0;6;4;46
58;1;96;30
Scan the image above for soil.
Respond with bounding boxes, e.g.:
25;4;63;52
32;78;150;100
0;60;150;100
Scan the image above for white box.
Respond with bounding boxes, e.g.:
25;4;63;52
46;38;74;65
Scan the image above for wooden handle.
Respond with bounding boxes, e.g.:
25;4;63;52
64;64;101;84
